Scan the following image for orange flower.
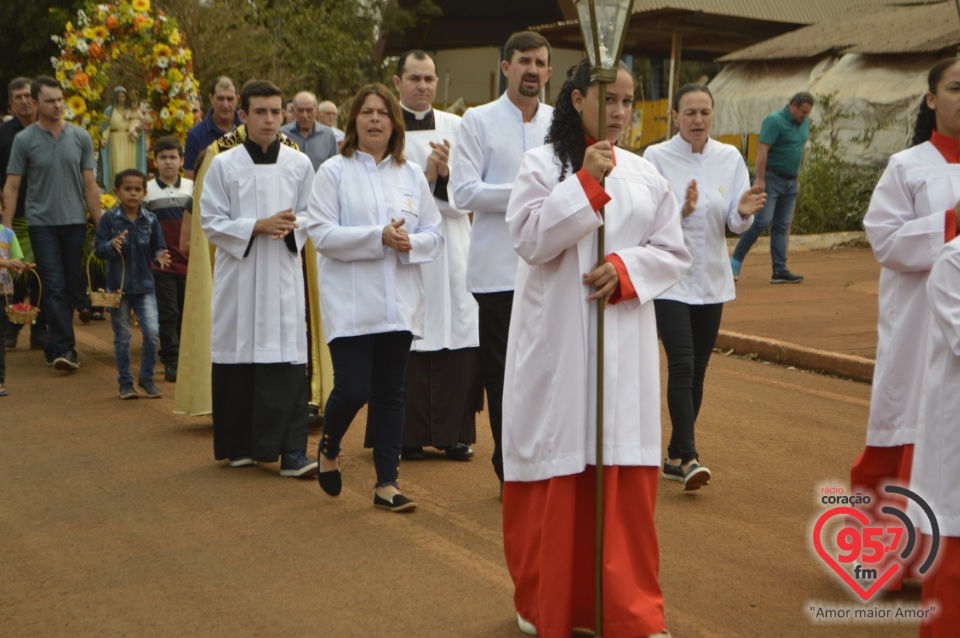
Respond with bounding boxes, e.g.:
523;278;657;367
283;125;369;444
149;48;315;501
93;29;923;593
106;15;119;29
89;42;103;59
156;78;169;92
71;72;90;89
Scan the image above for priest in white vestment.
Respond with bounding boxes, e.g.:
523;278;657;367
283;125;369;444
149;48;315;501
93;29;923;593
362;50;482;462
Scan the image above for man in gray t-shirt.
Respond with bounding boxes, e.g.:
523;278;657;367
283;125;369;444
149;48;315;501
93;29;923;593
2;76;102;371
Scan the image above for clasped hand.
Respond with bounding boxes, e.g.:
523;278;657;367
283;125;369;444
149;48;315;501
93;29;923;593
382;218;412;252
254;208;298;240
424;139;451;183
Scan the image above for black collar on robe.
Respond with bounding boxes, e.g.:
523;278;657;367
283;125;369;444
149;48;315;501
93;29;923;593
239;136;296;256
243;137;282;164
402;107;436;132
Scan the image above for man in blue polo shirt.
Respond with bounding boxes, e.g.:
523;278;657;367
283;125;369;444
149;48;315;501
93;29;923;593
731;91;815;284
183;76;241;178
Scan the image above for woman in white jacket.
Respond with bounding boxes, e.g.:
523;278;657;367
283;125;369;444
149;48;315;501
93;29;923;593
501;60;689;638
307;84;443;512
852;59;960;589
644;84;764;491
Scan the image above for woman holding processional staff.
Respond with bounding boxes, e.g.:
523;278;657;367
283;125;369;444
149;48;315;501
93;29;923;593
500;60;689;637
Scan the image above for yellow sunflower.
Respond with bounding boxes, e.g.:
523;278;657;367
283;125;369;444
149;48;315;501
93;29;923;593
92;26;109;42
67;95;87;117
168;31;181;46
153;43;172;58
131;0;151;11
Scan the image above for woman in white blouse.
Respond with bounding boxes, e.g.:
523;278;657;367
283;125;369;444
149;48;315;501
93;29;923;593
307;84;444;512
644;84;764;491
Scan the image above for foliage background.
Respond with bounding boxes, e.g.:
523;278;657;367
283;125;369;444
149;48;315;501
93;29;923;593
791;92;886;235
0;0;439;116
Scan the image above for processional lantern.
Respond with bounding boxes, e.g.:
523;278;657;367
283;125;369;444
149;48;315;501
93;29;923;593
573;2;634;637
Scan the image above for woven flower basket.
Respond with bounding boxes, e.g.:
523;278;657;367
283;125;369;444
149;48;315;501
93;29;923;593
3;269;42;325
87;251;124;308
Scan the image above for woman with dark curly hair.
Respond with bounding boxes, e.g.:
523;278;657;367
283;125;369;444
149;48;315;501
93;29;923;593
851;57;960;593
501;60;689;637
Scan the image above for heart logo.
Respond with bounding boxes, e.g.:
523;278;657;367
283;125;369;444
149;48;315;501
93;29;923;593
813;506;900;601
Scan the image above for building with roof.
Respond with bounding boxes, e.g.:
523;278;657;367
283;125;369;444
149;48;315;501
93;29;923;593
709;1;960;164
381;0;910;109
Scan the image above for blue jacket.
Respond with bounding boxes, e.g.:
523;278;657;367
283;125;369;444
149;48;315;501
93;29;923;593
93;206;167;294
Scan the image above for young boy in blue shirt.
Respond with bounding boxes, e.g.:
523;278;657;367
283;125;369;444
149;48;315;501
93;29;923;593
94;169;171;399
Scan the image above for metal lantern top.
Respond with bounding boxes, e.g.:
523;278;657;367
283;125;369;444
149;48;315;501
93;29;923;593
575;0;633;83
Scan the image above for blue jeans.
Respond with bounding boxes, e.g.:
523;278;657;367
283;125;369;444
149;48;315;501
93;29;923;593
109;292;159;385
27;224;87;358
732;172;799;273
321;331;413;487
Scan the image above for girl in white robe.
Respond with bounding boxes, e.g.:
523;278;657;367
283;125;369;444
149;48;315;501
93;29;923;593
501;61;689;638
912;237;960;637
853;59;960;590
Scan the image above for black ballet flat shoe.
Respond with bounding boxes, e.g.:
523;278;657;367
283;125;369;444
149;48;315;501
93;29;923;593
317;469;342;497
373;492;416;513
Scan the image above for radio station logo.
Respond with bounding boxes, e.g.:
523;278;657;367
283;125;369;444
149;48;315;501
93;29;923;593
812;484;940;601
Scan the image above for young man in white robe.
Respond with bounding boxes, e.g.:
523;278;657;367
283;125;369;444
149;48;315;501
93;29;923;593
200;80;318;477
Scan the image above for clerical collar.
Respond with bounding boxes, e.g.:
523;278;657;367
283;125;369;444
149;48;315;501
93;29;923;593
401;103;435;131
243;136;281;164
931;129;960;164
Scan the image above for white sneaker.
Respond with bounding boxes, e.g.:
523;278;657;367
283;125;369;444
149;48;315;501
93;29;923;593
517;613;537;636
227;457;256;467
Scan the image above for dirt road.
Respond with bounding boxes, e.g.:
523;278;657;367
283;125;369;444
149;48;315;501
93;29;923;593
1;268;921;637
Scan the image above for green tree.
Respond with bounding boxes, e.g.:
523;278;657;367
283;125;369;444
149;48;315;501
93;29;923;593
0;0;87;108
793;92;886;234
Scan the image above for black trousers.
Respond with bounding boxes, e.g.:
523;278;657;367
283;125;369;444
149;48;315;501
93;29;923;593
211;362;309;461
473;291;514;482
321;331;412;487
653;299;724;464
153;270;186;366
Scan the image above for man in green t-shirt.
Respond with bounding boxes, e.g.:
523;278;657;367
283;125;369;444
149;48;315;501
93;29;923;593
731;92;815;284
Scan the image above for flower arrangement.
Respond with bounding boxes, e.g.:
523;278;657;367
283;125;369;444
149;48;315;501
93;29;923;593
52;0;199;150
100;192;117;211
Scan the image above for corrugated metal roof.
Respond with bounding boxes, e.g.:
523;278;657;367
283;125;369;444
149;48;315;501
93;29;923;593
631;0;916;24
719;1;960;60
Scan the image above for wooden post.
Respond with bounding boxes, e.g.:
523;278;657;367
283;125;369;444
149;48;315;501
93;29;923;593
666;31;682;138
594;79;607;638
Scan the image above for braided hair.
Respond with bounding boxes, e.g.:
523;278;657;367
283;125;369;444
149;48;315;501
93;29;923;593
546;60;593;182
912;58;960;147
